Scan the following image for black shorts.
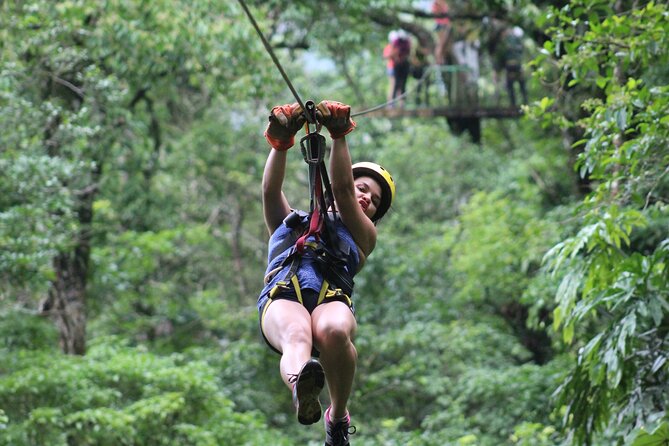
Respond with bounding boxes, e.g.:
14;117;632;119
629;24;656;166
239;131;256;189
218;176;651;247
257;283;354;356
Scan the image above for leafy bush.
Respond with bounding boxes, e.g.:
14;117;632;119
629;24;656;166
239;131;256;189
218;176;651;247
0;338;291;446
0;310;58;351
421;359;565;445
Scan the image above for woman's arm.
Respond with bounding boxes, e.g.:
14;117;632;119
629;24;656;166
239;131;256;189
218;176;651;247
262;149;291;235
261;103;305;235
329;137;377;258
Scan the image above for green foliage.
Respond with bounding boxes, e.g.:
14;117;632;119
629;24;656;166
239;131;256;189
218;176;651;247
449;189;558;306
510;422;560;446
631;421;669;446
0;337;290;446
353;122;505;326
0;310;58;351
0;108;79;290
533;0;669;443
354;319;559;444
419;359;564;446
2;0;667;445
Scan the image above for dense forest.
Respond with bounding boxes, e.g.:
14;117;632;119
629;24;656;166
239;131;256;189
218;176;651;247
1;1;668;445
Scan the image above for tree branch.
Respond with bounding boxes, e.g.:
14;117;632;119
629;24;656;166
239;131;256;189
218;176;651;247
52;75;85;100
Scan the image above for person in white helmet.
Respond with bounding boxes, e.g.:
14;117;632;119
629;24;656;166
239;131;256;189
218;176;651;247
498;26;528;106
258;100;396;446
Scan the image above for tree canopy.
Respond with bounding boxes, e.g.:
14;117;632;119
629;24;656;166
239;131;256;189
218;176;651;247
1;0;667;445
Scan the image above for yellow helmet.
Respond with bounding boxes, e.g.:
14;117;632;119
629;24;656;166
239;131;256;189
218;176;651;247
352;162;396;221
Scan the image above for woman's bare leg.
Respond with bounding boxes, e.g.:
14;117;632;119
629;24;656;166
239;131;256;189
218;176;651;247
311;301;357;419
262;299;314;387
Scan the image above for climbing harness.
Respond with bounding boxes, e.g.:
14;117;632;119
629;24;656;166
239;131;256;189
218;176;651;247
295;101;330;253
235;0;356;305
235;0;331;232
266;100;355;307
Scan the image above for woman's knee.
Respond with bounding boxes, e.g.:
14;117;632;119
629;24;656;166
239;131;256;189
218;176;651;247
279;320;312;348
262;300;312;348
311;302;357;349
314;319;354;350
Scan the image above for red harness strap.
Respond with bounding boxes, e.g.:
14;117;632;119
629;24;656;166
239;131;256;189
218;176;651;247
295;104;336;255
295;173;323;253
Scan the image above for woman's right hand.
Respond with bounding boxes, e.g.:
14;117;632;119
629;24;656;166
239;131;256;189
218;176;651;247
264;103;305;151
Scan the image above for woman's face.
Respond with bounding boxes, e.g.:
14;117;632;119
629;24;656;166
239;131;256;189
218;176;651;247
354;176;383;220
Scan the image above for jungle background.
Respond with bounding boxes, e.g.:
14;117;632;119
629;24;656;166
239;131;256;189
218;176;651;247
1;0;668;445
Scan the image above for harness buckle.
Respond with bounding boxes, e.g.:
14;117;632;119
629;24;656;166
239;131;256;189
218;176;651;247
268;281;291;298
300;132;326;165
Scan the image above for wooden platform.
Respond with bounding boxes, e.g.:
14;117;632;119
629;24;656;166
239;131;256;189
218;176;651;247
357;106;523;120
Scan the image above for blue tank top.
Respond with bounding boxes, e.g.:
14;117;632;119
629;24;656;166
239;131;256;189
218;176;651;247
258;212;360;301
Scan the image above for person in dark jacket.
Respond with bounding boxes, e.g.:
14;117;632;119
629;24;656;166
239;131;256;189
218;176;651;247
497;26;528;106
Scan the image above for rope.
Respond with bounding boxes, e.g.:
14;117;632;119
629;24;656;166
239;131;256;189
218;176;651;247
235;0;305;110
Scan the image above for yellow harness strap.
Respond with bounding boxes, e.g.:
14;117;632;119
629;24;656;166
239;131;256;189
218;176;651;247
268;277;303;306
262;277;304;331
267;278;351;310
291;275;303;305
317;280;352;307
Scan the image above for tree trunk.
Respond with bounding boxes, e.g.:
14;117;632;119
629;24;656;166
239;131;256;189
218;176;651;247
47;189;95;355
230;200;248;297
49;250;88;355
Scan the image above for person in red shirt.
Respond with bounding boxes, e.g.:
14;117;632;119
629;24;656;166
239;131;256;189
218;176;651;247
390;31;411;107
383;31;398;103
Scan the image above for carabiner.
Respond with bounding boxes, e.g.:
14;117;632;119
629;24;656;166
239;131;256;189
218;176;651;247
300;132;326;165
300;100;325;164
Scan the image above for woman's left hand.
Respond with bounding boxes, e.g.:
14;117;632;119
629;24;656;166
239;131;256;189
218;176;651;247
315;101;356;139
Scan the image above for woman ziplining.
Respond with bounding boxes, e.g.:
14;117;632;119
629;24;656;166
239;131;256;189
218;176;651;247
235;4;396;443
257;100;395;446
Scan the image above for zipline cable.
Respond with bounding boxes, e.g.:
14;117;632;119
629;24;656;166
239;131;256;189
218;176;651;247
236;0;468;120
235;0;305;110
236;0;337;253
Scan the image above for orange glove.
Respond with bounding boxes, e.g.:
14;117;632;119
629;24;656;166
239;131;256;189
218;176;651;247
315;100;356;139
264;103;305;151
